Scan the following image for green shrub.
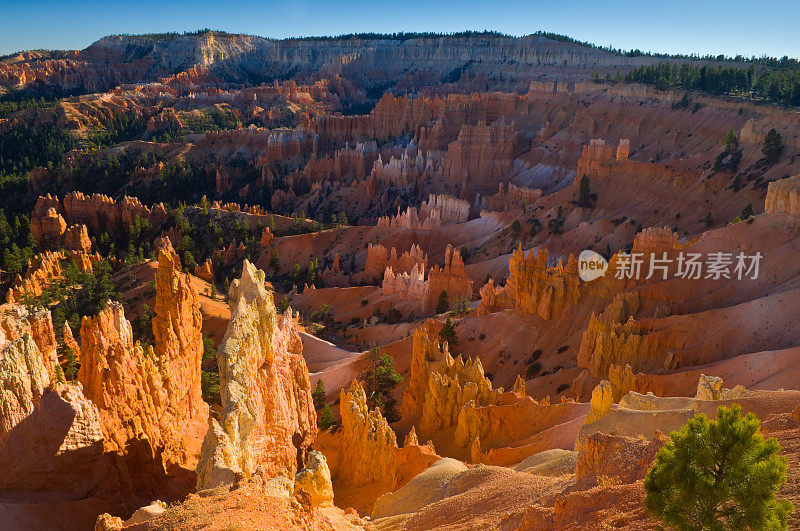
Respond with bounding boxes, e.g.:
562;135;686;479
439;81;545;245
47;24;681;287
644;405;793;529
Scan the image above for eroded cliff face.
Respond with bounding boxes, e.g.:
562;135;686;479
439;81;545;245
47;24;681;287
376;205;443;231
364;243;427;284
0;313;121;503
77;243;207;493
479;182;542;212
576;299;677;383
196;260;316;489
573;431;666;489
30;207;67;246
0;333;49;435
507;247;581;320
5;250;64;304
576;138;697;185
381;245;473;314
442;123;517;196
6;249;99;304
401;323;496;442
337;380;401;489
426;245;474;310
32;192;167;238
395;322;594;465
77;303;164;454
765;175;800;216
0;307;59;381
578;314;653;379
323;379;439;512
419;194;470;224
1;33;667;96
151;243;206;425
320;253;349;287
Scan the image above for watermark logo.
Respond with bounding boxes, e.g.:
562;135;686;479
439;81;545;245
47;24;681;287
577;250;762;282
578;250;609;282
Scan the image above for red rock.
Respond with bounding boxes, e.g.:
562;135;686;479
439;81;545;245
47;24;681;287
32;192;166;238
321;253;349;287
401;323;496;441
318;380;439;512
574;431;667;489
479;182;542;212
381;245;473;314
576;138;698;186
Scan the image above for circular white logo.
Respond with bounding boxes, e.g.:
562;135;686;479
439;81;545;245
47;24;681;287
578;250;608;282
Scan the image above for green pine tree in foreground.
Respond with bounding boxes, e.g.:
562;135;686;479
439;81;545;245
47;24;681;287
644;405;793;530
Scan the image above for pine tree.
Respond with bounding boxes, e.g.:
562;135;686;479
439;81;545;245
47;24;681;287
762;129;784;164
270;250;280;271
360;347;403;422
578;175;591;206
438;317;458;348
318;403;335;430
722;129;739;152
644;405;793;530
306;258;318;286
435;289;449;314
742;203;753;219
62;346;78;380
312;379;326;410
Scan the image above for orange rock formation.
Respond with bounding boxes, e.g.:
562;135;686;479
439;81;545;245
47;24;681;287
193;258;214;282
506;247;580;320
33;192;167;237
77;243;207;487
765;175;800;216
196;260;316;488
0;309;127;514
5;249;98;304
381;245;473;314
401;323;496;441
322;380;438;511
363;243;427;284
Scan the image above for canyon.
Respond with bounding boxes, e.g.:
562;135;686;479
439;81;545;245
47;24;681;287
1;29;799;530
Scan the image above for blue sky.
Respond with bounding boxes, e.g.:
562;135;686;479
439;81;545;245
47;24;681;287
1;0;799;59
